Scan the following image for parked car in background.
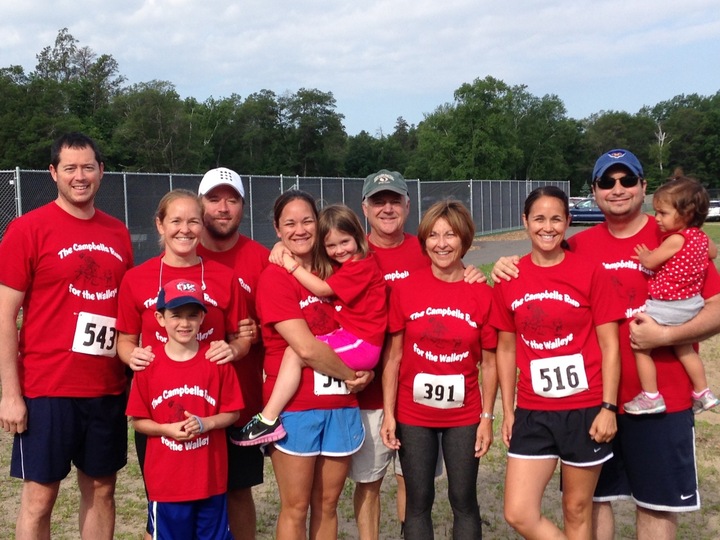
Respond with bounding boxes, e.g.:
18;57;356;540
569;198;605;224
707;200;720;222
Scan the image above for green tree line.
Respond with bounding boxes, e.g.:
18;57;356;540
2;28;720;195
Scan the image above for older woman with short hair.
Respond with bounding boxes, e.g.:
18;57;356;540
381;200;498;539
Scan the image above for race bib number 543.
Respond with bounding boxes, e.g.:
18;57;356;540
72;312;118;357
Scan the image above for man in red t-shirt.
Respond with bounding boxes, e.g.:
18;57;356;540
0;133;133;539
197;167;270;540
349;169;426;539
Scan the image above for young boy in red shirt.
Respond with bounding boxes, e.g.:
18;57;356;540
126;279;243;539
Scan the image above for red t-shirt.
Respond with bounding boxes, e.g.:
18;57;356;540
388;266;497;427
569;218;720;413
257;264;358;411
198;236;269;423
125;344;243;502
491;251;621;411
116;256;246;351
326;254;387;346
0;203;133;397
359;234;431;409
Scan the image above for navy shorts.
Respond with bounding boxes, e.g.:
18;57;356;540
226;434;264;490
508;407;613;466
11;395;127;483
149;493;232;540
594;410;699;511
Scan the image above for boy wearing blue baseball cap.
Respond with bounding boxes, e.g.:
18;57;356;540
126;279;244;540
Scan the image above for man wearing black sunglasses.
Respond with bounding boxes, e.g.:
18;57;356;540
493;148;720;540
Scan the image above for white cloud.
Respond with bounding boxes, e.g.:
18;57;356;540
1;0;719;134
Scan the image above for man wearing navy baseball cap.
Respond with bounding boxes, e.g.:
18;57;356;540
580;149;720;539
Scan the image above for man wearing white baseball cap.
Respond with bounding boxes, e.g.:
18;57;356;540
197;167;270;540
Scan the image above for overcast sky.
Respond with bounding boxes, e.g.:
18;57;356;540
2;1;719;135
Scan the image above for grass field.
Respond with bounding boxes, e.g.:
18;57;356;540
2;224;720;539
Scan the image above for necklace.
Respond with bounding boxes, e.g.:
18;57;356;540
157;256;207;293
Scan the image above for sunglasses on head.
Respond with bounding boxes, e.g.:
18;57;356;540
594;174;641;190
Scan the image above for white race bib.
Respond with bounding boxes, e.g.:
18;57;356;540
412;373;465;409
313;370;350;395
529;353;589;398
72;312;118;357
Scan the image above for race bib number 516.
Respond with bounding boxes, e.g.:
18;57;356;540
529;353;588;398
72;312;118;357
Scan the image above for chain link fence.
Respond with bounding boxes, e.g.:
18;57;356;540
0;170;567;264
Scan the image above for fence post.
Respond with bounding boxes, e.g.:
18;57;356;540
123;172;129;228
15;167;22;216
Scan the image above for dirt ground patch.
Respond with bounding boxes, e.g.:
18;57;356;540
2;351;720;539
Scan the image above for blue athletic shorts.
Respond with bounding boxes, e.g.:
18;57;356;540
11;395;127;483
149;493;232;540
274;407;364;457
594;410;699;511
508;407;613;467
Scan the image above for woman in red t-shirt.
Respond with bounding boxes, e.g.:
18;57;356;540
491;186;621;539
255;190;373;540
380;200;498;539
116;189;250;538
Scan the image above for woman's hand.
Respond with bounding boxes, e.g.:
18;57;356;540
238;318;259;344
501;412;514;448
380;414;400;450
129;345;154;372
589;408;617;444
345;370;374;393
475;419;494;458
206;340;235;364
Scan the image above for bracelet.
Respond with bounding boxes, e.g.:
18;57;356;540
287;263;299;274
601;402;618;413
480;412;495;420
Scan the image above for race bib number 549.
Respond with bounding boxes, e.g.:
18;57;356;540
72;312;118;357
313;370;350;395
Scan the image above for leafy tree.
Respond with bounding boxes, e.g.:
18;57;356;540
236;90;286;173
34;28;79;83
345;130;383;177
280;88;346;176
110;80;190;172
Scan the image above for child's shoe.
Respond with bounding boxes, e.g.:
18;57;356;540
623;392;666;415
692;389;720;414
229;414;286;446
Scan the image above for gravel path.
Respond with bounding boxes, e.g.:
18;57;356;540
463;226;591;266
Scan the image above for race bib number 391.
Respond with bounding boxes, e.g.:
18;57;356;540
412;373;465;409
529;353;588;398
72;312;118;357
